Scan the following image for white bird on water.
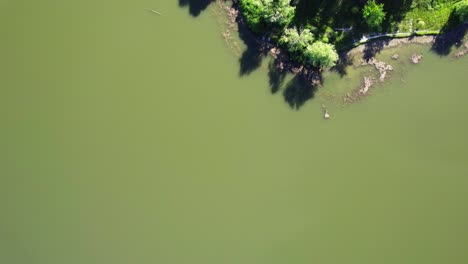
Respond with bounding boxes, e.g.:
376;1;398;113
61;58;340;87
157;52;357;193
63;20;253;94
322;104;330;119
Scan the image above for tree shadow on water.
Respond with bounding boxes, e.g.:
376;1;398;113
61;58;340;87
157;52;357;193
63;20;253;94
237;17;268;76
283;74;318;110
178;0;214;17
331;52;353;77
362;38;391;61
268;60;287;94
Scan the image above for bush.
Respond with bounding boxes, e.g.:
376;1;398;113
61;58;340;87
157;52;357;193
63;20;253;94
416;20;426;29
304;41;339;68
239;0;295;33
279;27;314;61
362;0;386;31
263;0;295;28
239;0;265;33
279;27;338;68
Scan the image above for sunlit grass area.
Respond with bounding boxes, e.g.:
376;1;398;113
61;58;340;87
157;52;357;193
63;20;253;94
395;2;455;32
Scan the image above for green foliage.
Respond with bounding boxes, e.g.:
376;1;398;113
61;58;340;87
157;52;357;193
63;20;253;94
279;27;314;54
362;0;386;31
304;41;339;68
238;0;463;68
454;0;468;22
263;0;296;28
239;0;265;33
239;0;295;32
279;27;338;67
412;0;453;10
416;20;426;29
396;2;454;32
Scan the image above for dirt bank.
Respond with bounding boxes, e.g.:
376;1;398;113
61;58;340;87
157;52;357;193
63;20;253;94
346;36;436;57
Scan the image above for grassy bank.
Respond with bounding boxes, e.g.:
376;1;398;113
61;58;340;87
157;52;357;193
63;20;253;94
394;1;456;32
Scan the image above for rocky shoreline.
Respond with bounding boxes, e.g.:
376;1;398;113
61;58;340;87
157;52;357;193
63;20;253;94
219;1;322;86
343;58;394;103
345;36;436;57
455;41;468;58
219;1;468;107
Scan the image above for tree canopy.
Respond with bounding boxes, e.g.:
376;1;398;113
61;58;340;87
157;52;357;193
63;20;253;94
239;0;295;32
362;0;386;31
238;0;464;68
454;0;468;23
304;41;339;68
239;0;266;33
263;0;295;28
279;27;338;67
279;28;314;54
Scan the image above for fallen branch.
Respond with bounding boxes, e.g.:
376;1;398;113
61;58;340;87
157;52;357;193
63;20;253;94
145;8;162;15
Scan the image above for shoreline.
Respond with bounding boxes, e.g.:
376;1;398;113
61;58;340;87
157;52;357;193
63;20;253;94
218;1;468;107
346;22;468;57
345;35;436;57
220;1;467;79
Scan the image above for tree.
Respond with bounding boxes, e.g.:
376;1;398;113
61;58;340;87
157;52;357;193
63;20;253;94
362;0;386;31
304;41;339;68
239;0;295;32
279;28;338;67
262;0;295;28
239;0;266;33
454;0;468;23
279;27;314;54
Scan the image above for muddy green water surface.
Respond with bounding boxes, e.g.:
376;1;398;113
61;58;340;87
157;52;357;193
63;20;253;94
1;1;468;263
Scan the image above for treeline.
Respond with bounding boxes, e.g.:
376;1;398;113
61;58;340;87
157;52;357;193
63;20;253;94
239;0;338;67
237;0;468;68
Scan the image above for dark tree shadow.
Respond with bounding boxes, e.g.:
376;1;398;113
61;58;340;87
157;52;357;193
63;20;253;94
294;0;324;24
268;60;287;94
295;0;346;26
432;15;468;56
283;74;318;110
331;52;353;77
362;37;391;61
381;0;414;28
178;0;214;17
381;0;413;15
237;15;268;76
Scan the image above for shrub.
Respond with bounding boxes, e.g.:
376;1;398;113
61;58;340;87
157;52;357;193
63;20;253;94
279;27;314;60
304;41;339;68
239;0;265;33
416;20;426;29
362;0;386;31
239;0;295;33
262;0;295;28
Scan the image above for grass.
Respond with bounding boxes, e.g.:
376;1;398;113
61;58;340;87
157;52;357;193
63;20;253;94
395;2;455;32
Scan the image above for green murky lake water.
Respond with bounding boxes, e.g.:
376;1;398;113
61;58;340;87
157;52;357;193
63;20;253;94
1;1;468;263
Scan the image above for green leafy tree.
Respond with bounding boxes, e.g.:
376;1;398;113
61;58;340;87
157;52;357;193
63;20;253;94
239;0;266;33
239;0;295;32
279;27;314;54
304;41;339;68
454;0;468;23
262;0;295;28
362;0;386;31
